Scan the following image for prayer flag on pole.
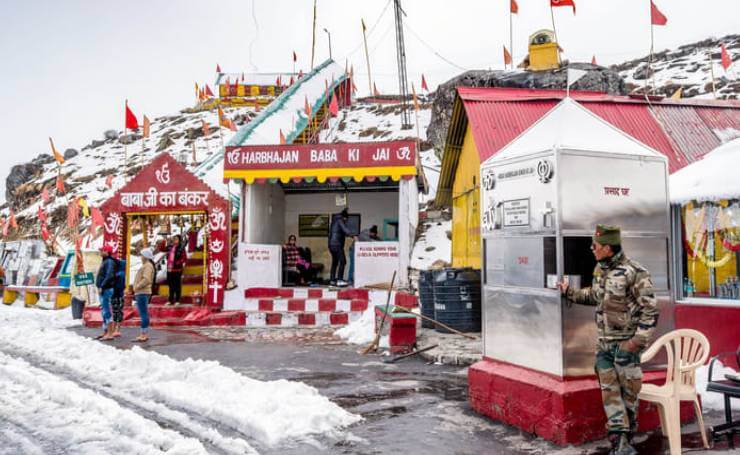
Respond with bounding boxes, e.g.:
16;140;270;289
49;137;65;165
41;187;50;203
421;74;429;91
650;1;667;26
670;87;682;99
78;197;90;218
551;0;575;14
721;43;733;71
205;84;214;97
279;129;286;145
142;115;151;138
56;174;65;194
125;101;139;129
510;0;518;14
329;93;339;116
216;64;222;73
304;95;312;117
503;45;512;66
105;174;114;188
591;55;597;65
201;120;210;137
411;83;420;112
9;209;18;230
293;51;297;62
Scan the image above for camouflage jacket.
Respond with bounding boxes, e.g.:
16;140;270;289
565;252;659;347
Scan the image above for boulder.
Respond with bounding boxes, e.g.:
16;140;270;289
104;129;119;140
426;64;626;156
5;154;55;206
64;148;79;160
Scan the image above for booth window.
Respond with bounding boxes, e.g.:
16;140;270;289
383;219;399;241
681;200;739;300
563;237;597;289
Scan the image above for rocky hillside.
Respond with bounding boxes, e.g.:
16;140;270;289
614;34;739;99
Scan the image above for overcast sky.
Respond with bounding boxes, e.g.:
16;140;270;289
1;0;738;202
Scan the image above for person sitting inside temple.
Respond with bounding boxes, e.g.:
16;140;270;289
283;234;310;285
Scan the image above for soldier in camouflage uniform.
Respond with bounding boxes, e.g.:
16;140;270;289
559;224;659;455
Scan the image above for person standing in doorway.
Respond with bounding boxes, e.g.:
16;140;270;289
328;208;354;287
166;234;187;306
132;248;155;342
95;245;118;340
558;225;659;455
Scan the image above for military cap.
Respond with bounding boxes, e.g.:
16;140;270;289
593;224;621;246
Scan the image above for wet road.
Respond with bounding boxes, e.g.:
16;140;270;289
73;326;739;454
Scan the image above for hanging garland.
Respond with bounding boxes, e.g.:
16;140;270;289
694;248;734;269
718;229;740;252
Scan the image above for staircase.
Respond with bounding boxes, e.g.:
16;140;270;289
155;250;204;300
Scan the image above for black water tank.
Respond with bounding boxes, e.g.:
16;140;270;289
432;268;481;333
418;270;435;329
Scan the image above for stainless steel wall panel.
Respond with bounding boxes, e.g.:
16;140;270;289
621;237;670;291
558;152;669;234
484;286;563;376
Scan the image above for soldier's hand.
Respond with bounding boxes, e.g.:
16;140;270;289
557;279;569;295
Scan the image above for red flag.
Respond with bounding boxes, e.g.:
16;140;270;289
298;69;303;79
125;101;139;129
721;43;733;71
41;186;50;203
9;209;18;230
105;174;114;188
201;119;210;137
205;84;214;97
2;218;8;237
373;83;380;97
421;74;429;92
38;206;47;223
67;200;79;229
503;45;512;66
254;98;261;112
41;224;50;241
90;207;104;233
289;75;295;86
550;0;575;14
241;72;245;81
279;129;286;145
56;174;65;194
329;94;339;117
216;63;222;73
293;51;297;62
227;119;237;132
351;79;357;94
650;1;667;26
591;55;597;65
304;95;312;117
510;0;518;14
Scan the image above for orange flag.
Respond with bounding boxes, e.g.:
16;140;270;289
218;106;229;128
142;115;151;138
329;93;339;117
373;83;380;97
503;45;512;66
279;129;286;145
49;137;65;165
721;43;732;71
411;83;420;112
56;174;65;194
195;82;199;98
510;0;518;14
304;95;312;117
228;119;237;132
2;218;8;237
254;97;261;112
591;55;597;65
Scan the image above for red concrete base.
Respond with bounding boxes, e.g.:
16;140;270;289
469;358;697;446
675;304;740;357
82;305;246;328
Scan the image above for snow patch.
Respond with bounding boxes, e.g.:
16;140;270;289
411;220;451;270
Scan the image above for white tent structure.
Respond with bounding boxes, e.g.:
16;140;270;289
670;137;740;204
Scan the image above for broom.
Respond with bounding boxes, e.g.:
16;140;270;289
361;271;396;355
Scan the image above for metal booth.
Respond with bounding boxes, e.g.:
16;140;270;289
479;99;673;377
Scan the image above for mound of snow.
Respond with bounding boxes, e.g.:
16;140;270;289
411;220;451;270
670;138;740;203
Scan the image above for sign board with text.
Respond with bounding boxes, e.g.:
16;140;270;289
73;272;95;287
238;243;282;288
503;199;530;227
353;241;400;288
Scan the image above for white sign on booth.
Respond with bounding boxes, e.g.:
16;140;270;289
238;243;282;288
353;241;400;288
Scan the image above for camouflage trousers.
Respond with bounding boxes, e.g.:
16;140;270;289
595;340;643;434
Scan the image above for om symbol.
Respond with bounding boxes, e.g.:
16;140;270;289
209;208;227;232
104;212;122;235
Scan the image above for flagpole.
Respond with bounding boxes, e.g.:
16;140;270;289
310;0;317;70
509;6;514;70
362;19;373;94
550;7;560;65
123;100;129;177
709;53;717;99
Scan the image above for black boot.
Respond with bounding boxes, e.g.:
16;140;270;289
612;433;637;455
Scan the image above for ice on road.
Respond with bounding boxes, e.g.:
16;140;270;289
0;305;361;453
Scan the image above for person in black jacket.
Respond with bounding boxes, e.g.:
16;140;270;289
166;234;187;306
328;208;355;287
95;245;118;340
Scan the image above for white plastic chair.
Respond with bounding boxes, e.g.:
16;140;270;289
639;329;711;455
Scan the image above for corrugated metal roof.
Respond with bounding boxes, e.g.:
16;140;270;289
457;87;740;171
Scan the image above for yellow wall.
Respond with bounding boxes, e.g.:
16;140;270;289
451;125;481;269
529;42;560;71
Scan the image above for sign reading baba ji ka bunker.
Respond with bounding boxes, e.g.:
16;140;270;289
100;153;230;308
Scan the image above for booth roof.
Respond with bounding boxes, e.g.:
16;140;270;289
670;137;740;204
214;72;295;87
483;98;664;165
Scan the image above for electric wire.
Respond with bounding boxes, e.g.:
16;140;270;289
338;0;393;60
403;21;468;72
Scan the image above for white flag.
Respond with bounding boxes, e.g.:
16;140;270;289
567;68;587;87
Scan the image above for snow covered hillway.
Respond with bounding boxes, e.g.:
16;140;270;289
0;305;359;454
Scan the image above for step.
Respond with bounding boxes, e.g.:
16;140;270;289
244;287;369;300
226;297;368;313
245;311;360;327
185;258;203;266
182;274;204;285
157;283;203;296
183;265;203;275
150;295;201;305
189;250;205;260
